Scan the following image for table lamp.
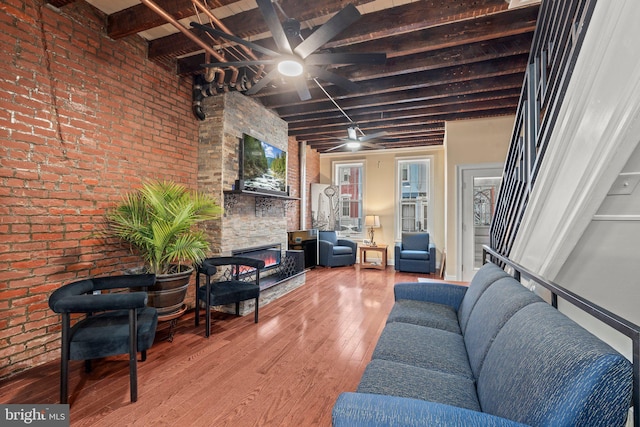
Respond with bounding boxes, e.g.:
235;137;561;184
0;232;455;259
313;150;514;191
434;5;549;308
364;215;380;246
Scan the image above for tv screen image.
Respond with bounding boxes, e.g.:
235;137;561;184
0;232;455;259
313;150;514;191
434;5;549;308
241;134;287;194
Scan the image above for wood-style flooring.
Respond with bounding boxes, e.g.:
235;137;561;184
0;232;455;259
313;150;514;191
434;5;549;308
0;266;443;426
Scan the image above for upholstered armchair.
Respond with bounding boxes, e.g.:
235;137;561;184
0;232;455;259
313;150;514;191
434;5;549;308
195;256;265;338
394;232;436;273
48;274;158;404
318;231;357;267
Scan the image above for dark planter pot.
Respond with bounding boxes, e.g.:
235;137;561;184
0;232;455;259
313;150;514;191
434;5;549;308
137;265;193;318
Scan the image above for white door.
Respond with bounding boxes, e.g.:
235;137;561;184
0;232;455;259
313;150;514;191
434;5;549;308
461;167;502;281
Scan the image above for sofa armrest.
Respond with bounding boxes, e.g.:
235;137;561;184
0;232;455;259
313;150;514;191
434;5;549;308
318;240;333;265
393;282;467;310
429;242;436;273
332;393;529;427
337;239;357;253
394;242;402;266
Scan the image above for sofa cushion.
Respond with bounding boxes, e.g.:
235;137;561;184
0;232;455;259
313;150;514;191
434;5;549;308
457;262;511;335
402;232;429;251
463;277;543;377
333;245;353;255
357;359;481;412
387;299;461;334
372;322;473;380
400;250;429;260
477;302;633;427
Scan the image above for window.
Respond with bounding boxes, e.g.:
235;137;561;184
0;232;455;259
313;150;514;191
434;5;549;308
334;162;364;237
396;158;431;238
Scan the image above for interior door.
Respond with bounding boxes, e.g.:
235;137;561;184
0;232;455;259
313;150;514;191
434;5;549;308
461;167;502;281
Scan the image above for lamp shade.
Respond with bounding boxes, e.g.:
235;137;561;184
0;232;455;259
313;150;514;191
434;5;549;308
365;215;380;228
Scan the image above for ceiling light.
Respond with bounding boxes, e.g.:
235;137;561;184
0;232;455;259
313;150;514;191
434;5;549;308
278;59;303;77
346;141;361;149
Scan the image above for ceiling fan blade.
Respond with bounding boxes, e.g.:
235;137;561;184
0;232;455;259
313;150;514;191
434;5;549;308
308;65;359;92
324;143;348;152
294;4;361;59
201;60;276;68
246;68;279;95
294;78;312;101
361;141;385;149
190;22;280;57
306;52;387;66
358;131;389;142
256;0;294;55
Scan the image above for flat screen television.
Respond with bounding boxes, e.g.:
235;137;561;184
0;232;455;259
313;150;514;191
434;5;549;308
239;133;288;195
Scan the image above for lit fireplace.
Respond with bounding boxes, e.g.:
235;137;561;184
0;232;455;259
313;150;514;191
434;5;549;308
232;243;282;274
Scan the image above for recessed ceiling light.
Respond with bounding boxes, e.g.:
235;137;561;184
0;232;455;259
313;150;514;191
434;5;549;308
278;59;304;77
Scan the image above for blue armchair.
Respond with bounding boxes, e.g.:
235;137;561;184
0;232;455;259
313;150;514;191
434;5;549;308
394;232;436;273
318;231;357;267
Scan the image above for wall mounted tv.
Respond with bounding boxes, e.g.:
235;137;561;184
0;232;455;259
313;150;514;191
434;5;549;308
238;134;288;195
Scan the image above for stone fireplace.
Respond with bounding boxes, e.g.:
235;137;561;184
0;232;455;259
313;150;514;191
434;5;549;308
197;91;289;257
196;92;305;315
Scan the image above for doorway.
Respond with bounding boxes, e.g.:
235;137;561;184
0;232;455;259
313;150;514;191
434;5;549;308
459;165;503;281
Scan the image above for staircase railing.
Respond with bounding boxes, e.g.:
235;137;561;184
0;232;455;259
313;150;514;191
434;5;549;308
490;0;598;255
483;245;640;427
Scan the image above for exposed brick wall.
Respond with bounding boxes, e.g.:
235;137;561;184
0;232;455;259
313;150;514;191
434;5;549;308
0;1;199;377
0;0;317;379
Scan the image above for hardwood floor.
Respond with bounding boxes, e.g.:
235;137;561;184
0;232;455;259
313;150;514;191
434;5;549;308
0;266;442;426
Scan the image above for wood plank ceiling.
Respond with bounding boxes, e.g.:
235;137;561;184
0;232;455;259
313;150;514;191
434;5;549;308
48;0;539;152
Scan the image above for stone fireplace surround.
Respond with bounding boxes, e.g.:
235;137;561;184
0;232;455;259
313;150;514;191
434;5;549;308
196;92;305;315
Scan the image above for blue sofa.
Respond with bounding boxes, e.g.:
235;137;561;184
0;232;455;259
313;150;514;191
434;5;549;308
332;262;633;427
318;231;357;267
394;232;436;274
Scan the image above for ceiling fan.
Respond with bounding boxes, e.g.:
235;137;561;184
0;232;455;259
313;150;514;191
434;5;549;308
190;0;386;101
324;126;388;152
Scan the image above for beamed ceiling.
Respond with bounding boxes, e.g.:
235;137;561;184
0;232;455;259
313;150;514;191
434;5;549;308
47;0;540;152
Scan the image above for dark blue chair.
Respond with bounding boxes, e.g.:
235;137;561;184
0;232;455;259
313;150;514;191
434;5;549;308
48;274;157;404
318;231;357;267
394;232;436;273
195;256;265;338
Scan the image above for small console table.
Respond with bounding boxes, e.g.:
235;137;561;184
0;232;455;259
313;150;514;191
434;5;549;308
359;244;388;270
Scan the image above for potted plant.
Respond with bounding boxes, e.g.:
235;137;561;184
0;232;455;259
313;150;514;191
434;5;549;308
106;180;222;317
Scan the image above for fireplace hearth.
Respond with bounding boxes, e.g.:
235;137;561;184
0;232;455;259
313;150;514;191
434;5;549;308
210;244;306;317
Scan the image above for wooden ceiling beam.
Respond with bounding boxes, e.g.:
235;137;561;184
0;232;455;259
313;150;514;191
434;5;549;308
255;54;528;106
295;122;447;141
107;0;235;39
273;74;525;117
153;0;525;63
285;89;521;127
288;98;518;132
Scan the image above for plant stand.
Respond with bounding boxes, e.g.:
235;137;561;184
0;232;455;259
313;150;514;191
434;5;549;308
157;304;187;342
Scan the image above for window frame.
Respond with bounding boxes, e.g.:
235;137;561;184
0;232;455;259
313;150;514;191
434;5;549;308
395;156;433;240
333;160;365;238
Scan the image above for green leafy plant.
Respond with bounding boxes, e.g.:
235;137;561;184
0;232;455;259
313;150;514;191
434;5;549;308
106;180;222;275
